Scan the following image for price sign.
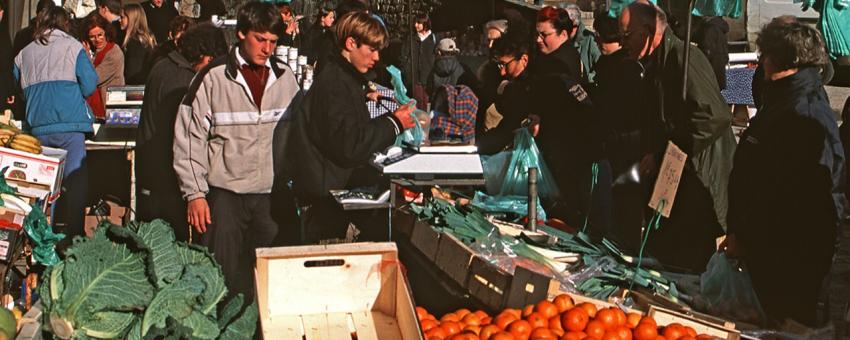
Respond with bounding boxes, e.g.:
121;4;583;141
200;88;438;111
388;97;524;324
648;141;687;217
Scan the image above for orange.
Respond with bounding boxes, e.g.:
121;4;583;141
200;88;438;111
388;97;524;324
442;313;461;323
503;308;523;320
421;319;439;332
417;306;430;320
638;317;657;328
450;334;478;340
536;300;560;319
562;308;589;332
611;326;632;340
463;313;483;327
481;317;493;326
550;328;564;337
442;321;463;336
474;310;490;320
495;314;519;330
576;302;598;318
457;309;473;318
522;305;535;318
480;324;502;340
530;327;557;339
684;327;697;338
585;320;606;339
464;325;482;335
552;294;575;313
678;337;696;340
595;308;618;330
426;327;449;339
695;335;713;340
633;323;658;340
490;332;517;340
625;313;642;329
424;313;438;321
527;312;549;329
613;309;627;328
507;319;533;339
560;331;586;340
662;323;685;340
548;316;564;333
600;331;622;340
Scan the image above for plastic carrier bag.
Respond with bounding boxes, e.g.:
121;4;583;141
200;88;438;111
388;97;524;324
700;252;766;324
493;128;559;200
470;191;547;221
386;65;426;146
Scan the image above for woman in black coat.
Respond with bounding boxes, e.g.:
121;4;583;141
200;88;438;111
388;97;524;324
724;21;846;327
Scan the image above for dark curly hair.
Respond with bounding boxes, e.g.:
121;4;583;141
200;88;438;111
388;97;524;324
236;1;284;36
80;12;116;44
178;23;228;65
757;21;828;71
490;32;530;60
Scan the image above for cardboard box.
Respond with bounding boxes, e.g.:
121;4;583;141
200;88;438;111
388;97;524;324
84;202;127;236
0;146;67;202
648;306;741;340
255;242;422;340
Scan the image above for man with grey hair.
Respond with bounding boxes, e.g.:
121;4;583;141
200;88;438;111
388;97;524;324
619;2;735;273
563;3;600;83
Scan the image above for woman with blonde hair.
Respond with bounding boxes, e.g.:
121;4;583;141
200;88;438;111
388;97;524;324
120;3;156;84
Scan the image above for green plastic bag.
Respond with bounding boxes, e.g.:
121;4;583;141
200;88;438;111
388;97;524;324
499;129;559;199
0;168;64;266
692;0;743;18
386;65;426;146
471;191;547;221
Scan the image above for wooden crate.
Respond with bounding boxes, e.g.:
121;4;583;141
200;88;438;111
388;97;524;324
433;233;476;286
466;256;512;311
410;220;440;260
255;243;422;340
648;306;740;340
391;209;416;238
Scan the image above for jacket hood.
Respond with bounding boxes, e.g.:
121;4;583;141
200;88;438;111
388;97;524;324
763;66;824;110
433;56;463;77
166;50;194;71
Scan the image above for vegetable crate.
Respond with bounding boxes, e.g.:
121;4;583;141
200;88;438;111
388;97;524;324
0;146;66;206
255;242;423;340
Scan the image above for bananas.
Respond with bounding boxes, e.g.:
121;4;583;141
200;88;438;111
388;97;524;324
0;128;42;154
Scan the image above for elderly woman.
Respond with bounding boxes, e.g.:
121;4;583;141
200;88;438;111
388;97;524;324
82;13;124;120
724;21;846;326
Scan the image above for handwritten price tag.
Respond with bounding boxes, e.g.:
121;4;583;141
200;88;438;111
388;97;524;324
648;142;687;217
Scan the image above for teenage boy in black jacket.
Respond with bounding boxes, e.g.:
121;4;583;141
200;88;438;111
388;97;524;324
293;11;415;244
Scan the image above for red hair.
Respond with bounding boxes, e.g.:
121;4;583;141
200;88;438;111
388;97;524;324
536;6;572;33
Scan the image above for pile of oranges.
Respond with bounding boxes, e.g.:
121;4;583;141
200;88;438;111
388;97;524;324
416;294;714;340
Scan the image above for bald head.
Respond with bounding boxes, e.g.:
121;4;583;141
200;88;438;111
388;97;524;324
619;2;667;60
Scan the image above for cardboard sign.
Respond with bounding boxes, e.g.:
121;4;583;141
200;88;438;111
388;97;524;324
648;142;687;217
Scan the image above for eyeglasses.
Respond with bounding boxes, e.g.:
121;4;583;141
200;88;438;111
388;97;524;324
494;57;516;70
88;32;105;40
537;30;557;39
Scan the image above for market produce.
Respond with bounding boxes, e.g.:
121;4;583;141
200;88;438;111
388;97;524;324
416;294;712;340
39;220;257;339
0;125;41;154
0;307;15;340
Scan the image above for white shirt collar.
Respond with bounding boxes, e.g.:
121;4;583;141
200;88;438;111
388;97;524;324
235;46;272;69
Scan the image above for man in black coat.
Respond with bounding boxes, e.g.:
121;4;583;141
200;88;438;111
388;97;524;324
293;12;415;244
142;0;177;46
135;24;227;241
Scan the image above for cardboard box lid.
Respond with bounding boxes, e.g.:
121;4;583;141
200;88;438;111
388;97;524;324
255;242;404;316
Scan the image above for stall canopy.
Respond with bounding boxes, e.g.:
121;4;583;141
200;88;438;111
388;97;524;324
799;0;850;59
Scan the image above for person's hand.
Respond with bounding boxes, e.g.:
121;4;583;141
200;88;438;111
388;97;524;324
82;40;92;56
718;234;742;258
527;114;540;137
639;153;657;179
187;198;211;234
393;102;416;130
365;91;381;102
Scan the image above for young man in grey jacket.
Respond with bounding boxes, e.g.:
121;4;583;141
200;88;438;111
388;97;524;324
173;1;300;299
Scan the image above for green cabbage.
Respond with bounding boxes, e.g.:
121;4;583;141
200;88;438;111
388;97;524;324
39;220;258;339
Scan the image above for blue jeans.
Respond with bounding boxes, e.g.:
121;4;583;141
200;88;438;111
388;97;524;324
37;132;88;239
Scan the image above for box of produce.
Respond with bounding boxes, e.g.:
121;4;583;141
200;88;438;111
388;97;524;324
0;146;66;203
255;242;422;340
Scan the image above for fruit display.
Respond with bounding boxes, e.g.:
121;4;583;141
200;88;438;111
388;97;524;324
0;124;41;154
416;294;715;340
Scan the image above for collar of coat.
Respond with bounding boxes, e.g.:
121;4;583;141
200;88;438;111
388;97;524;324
329;52;371;89
224;45;287;80
166;49;194;72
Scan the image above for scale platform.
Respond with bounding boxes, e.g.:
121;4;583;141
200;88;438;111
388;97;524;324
375;147;484;181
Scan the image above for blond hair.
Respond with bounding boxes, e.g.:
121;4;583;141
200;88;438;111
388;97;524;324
123;4;156;49
334;11;387;50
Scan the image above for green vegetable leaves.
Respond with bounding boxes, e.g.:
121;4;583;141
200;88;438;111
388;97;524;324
41;220;259;339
